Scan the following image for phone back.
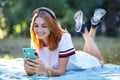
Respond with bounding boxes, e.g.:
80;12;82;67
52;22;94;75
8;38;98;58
23;48;36;60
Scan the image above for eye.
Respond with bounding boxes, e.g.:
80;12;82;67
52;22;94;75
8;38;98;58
34;24;39;28
34;25;39;28
42;25;47;28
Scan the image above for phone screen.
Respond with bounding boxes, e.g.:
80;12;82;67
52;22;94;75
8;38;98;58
23;48;36;60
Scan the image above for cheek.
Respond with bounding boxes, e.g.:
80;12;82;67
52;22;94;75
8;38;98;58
46;29;50;35
33;27;37;33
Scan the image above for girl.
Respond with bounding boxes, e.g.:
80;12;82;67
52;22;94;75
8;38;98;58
24;7;106;76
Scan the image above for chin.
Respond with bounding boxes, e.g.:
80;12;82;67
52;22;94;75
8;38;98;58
38;36;46;40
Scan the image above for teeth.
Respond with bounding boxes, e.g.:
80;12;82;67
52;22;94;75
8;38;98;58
38;33;45;36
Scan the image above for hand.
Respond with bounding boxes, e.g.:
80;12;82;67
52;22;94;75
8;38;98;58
24;58;36;75
24;58;48;75
33;59;48;75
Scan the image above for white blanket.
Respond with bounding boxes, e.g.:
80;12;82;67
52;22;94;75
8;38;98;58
0;58;120;80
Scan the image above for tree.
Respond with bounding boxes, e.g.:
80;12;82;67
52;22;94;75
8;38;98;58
0;0;69;38
104;0;118;37
1;0;17;37
1;0;120;38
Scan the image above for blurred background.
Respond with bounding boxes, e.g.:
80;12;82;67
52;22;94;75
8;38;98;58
0;0;120;65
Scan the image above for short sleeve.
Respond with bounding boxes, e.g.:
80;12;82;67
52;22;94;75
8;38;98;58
58;33;75;58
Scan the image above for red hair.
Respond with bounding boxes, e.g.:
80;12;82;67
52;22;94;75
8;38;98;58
30;8;67;51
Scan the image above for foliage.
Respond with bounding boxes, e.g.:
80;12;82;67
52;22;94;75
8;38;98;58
0;0;69;38
66;0;104;20
0;0;120;38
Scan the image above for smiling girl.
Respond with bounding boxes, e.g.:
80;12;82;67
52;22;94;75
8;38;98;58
24;7;105;76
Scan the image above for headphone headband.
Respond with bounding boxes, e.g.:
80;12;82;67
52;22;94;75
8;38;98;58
33;7;56;20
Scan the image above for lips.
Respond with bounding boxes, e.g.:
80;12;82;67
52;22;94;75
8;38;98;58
37;32;45;37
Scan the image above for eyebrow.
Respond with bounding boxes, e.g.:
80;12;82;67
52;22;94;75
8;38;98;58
34;23;46;26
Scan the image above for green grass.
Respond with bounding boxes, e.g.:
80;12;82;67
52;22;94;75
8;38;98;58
72;36;120;65
0;36;120;65
0;38;30;59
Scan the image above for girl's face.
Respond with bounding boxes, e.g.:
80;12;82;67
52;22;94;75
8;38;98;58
34;16;50;40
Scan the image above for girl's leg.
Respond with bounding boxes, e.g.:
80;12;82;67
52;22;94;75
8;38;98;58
83;28;103;61
83;8;106;60
83;27;104;66
74;9;106;62
89;8;106;39
83;27;97;52
89;27;97;40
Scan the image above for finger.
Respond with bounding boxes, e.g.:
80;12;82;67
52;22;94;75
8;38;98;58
24;63;27;68
28;65;36;71
38;60;44;65
24;58;27;63
27;60;38;67
28;59;37;64
25;63;36;71
35;59;43;66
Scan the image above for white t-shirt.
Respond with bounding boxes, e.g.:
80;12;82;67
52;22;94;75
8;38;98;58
36;33;101;71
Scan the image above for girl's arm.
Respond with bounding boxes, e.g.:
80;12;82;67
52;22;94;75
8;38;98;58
24;57;69;76
46;57;69;76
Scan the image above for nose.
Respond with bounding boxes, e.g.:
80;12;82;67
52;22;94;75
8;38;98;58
37;26;43;32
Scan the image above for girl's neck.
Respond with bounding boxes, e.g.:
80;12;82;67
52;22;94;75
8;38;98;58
42;39;48;47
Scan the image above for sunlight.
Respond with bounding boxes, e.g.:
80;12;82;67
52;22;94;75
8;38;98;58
14;24;21;33
0;29;4;39
22;22;27;30
0;55;13;60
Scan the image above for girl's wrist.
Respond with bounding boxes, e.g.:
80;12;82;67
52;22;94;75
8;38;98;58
35;67;49;76
45;68;51;77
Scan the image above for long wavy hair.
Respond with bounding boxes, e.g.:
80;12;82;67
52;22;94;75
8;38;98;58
30;7;67;51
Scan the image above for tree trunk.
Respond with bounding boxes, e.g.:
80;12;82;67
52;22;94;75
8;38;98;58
105;0;118;37
7;21;14;37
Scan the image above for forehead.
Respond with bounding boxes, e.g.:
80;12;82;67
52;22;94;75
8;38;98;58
34;16;45;25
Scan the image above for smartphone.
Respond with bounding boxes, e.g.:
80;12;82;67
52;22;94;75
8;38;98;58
22;48;36;60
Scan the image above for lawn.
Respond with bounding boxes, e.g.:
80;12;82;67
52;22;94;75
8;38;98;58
0;36;120;65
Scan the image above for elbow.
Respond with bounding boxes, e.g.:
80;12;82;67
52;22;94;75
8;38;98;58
57;70;65;76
